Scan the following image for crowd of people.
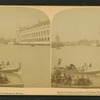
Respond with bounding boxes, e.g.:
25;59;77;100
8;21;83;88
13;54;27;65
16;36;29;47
51;70;92;86
66;64;76;70
0;74;9;84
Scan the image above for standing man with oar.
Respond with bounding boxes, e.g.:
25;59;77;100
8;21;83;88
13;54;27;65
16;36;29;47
58;58;62;67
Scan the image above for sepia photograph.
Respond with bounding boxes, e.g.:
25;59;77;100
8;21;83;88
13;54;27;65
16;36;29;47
0;6;50;88
52;8;100;88
0;6;100;95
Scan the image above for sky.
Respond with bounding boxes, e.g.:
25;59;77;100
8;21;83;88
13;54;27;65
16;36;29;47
30;6;72;20
0;7;49;38
52;8;100;41
1;6;100;41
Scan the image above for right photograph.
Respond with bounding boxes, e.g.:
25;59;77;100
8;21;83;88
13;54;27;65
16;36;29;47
51;8;100;88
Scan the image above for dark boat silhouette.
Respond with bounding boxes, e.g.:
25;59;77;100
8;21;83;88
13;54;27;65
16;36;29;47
64;69;100;74
53;66;100;75
0;66;21;73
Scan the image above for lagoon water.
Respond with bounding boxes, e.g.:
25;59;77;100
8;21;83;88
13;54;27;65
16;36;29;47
1;45;100;87
52;46;100;87
52;46;100;70
0;44;50;87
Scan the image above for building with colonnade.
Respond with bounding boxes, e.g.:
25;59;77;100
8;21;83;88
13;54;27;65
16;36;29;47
16;20;51;45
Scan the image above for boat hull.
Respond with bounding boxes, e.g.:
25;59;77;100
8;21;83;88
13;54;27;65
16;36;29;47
54;67;100;74
64;69;100;74
0;67;21;73
0;83;24;87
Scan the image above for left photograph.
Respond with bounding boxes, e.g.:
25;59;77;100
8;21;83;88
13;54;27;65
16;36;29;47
0;7;51;87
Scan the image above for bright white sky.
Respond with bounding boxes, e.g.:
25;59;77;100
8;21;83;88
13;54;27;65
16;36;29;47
0;6;100;41
52;7;100;41
0;6;49;38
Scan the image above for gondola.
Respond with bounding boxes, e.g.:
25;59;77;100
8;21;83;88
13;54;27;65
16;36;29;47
65;68;100;74
0;66;21;73
53;66;100;75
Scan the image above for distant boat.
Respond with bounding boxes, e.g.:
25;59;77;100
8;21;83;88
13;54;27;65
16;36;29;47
8;41;14;45
56;47;61;50
52;42;64;48
91;43;97;46
0;66;21;73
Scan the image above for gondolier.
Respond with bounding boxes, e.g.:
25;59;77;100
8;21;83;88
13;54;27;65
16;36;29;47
89;63;92;68
0;62;21;72
58;58;62;67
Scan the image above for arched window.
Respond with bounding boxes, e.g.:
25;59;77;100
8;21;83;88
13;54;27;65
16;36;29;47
39;38;41;41
32;33;34;37
41;31;43;36
39;32;40;37
35;32;38;37
48;37;50;41
34;33;36;37
44;30;46;36
47;30;49;36
31;33;32;37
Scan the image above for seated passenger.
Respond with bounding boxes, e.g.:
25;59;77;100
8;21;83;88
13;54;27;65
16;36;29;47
67;74;72;86
85;77;91;85
81;63;88;71
66;65;68;70
4;75;8;82
69;64;76;70
0;74;2;83
7;61;10;66
72;76;76;85
63;73;67;80
75;76;80;85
